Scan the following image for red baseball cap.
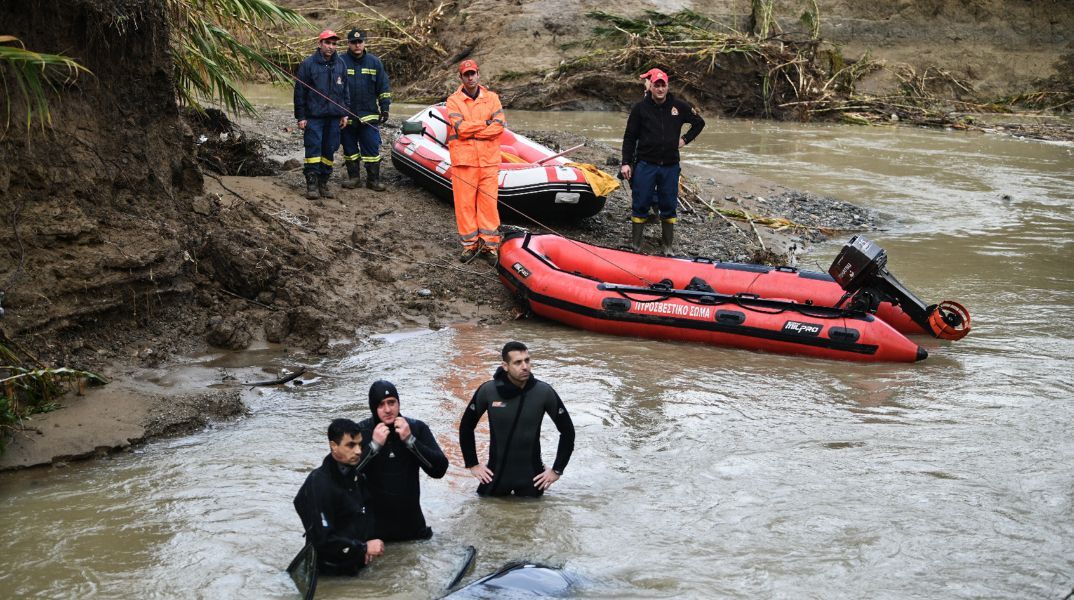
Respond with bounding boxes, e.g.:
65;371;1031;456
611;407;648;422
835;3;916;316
458;59;479;75
318;30;339;42
639;68;662;80
649;69;669;85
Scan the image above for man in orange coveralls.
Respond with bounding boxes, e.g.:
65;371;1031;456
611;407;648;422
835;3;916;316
446;59;505;264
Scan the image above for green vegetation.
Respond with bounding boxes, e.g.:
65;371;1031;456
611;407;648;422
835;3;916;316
1;340;107;455
165;0;309;115
0;35;91;133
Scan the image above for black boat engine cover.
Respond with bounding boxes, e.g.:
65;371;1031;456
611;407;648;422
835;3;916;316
828;235;887;292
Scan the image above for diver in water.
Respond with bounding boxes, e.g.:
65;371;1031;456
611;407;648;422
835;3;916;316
358;380;448;541
459;341;575;497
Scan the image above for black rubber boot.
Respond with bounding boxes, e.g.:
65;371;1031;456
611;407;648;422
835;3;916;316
304;172;319;200
366;162;386;192
630;222;645;252
318;173;335;199
341;161;361;189
661;221;675;256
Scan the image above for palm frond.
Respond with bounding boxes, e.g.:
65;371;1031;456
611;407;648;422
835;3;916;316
164;0;310;116
0;36;92;133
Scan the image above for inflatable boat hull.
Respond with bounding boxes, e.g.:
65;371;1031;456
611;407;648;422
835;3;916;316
497;233;928;363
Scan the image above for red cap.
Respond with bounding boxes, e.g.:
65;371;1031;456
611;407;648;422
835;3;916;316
458;59;479;75
318;30;339;42
639;68;661;80
649;69;669;85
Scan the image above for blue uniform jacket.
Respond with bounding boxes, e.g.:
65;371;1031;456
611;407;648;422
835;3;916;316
293;50;349;120
341;51;391;121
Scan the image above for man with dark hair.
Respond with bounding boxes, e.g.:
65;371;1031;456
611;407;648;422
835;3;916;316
293;418;384;575
339;29;391;192
459;341;575;497
358;380;448;541
620;68;705;255
293;30;350;200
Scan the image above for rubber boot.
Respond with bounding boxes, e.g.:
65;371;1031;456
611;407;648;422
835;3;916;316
661;221;675;256
318;173;335;199
630;222;645;252
341;160;361;189
366;162;386;192
304;172;319;200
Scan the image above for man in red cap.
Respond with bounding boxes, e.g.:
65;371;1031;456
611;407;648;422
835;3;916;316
639;68;661;96
620;68;705;255
294;30;349;199
445;59;505;264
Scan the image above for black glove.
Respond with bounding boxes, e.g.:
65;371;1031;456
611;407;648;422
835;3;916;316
379;111;389;124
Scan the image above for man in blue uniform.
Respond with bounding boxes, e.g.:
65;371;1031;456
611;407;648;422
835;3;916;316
620;69;705;255
293;418;384;575
459;341;575;497
358;380;448;541
294;30;349;200
340;29;391;192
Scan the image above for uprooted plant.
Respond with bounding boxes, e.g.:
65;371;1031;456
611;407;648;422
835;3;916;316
0;338;107;455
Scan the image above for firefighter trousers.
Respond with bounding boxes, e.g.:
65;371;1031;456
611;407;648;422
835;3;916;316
451;166;501;250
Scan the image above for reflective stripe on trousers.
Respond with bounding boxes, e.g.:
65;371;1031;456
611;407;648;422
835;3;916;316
341;120;382;164
303;117;341;176
451;166;501;248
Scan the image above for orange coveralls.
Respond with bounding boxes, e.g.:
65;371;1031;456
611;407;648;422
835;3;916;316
446;85;505;251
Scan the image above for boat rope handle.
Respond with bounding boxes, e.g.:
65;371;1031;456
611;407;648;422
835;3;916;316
610;283;868;321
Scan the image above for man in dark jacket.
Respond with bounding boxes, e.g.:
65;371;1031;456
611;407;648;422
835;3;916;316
293;30;349;200
620;68;705;255
293;418;384;575
339;29;392;192
358;380;448;541
459;341;575;497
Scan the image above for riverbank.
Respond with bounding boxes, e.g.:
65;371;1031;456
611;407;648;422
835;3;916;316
0;105;879;470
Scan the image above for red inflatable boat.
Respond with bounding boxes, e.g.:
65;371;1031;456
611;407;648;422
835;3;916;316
392;104;612;220
496;232;971;363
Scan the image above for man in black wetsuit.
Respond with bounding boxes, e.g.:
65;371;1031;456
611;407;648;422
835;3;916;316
459;341;575;497
293;418;384;575
359;380;449;541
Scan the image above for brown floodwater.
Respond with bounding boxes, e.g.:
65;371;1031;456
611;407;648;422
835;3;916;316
2;102;1072;599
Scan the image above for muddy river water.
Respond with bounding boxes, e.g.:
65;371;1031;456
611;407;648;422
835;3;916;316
2;107;1072;599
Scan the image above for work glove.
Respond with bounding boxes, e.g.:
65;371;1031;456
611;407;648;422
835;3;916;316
379;111;389;124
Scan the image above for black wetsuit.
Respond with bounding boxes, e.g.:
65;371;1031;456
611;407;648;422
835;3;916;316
357;416;448;541
293;454;376;575
459;367;575;497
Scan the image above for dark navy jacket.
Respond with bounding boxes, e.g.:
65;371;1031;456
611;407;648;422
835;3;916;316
340;50;391;121
621;92;705;166
293;50;349;120
293;454;376;574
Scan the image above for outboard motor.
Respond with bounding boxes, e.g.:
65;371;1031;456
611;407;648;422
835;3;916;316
829;235;970;340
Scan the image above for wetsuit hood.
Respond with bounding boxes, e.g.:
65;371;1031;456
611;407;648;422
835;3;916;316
368;379;399;419
493;366;536;399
